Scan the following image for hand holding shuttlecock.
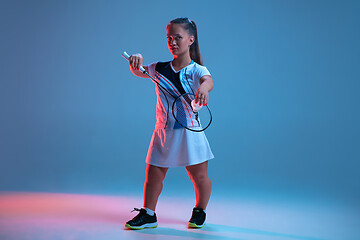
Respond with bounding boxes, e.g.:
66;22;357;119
191;99;203;113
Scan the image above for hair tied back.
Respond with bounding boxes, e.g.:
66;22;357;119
168;17;203;65
187;18;194;27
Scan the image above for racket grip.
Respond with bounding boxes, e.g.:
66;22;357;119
121;51;146;72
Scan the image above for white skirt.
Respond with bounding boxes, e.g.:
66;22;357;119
145;128;214;168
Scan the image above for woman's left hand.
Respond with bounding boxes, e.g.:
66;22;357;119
195;85;209;106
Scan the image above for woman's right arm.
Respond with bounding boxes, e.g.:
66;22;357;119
129;53;149;78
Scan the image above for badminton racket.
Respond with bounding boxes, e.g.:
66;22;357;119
121;51;212;132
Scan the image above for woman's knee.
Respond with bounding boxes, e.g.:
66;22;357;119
186;161;210;184
146;164;168;183
192;174;210;185
186;169;210;184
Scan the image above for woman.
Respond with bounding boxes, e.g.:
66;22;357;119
124;17;214;229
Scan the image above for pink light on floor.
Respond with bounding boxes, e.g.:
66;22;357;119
0;191;195;240
0;191;140;223
0;191;358;240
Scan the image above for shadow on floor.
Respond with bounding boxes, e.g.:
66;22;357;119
123;224;326;240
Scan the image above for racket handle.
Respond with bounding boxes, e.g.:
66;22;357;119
121;51;146;72
121;51;131;60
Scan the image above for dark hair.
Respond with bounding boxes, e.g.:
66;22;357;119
167;17;203;65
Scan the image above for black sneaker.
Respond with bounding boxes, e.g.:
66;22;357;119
125;208;158;230
188;207;206;228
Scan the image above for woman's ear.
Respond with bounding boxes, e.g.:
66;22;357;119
189;35;195;46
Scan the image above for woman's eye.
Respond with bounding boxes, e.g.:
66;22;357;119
167;36;181;40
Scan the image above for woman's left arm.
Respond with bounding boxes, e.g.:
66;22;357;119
195;75;214;106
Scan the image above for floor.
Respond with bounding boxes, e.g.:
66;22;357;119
0;191;359;240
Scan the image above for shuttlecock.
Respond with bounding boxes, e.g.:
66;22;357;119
191;99;202;112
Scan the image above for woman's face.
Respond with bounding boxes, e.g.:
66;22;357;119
166;23;194;56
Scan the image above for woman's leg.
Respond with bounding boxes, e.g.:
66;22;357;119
185;161;212;210
143;164;168;211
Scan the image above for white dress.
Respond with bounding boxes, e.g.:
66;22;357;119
145;60;214;168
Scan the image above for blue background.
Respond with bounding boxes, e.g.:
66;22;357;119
1;0;359;203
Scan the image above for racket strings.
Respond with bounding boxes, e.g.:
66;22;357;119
172;93;212;132
173;98;198;127
146;71;212;132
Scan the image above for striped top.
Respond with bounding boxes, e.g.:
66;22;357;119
147;60;211;129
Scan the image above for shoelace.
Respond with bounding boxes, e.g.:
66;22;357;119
193;208;204;214
191;209;205;220
131;207;142;213
129;208;146;222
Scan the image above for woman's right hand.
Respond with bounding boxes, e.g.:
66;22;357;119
129;53;143;71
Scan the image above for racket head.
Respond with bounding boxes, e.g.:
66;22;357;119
171;93;212;132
